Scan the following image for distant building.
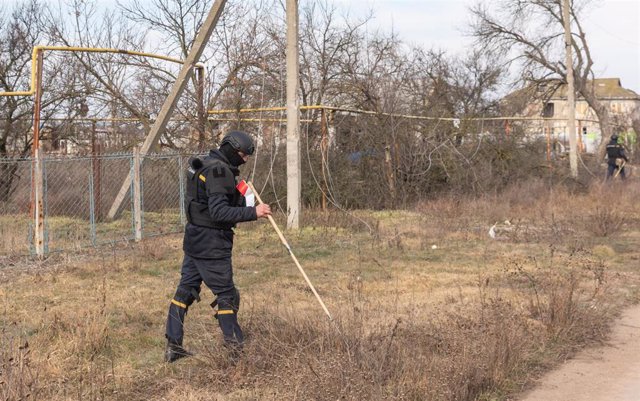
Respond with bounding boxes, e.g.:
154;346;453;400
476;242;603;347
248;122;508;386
505;78;640;154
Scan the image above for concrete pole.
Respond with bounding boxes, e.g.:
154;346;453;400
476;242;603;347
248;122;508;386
563;0;578;178
320;108;328;212
107;0;227;219
32;49;45;257
286;0;301;229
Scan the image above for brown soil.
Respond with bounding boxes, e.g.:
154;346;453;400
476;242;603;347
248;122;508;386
520;304;640;401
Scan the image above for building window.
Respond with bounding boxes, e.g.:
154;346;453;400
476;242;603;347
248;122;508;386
543;102;554;118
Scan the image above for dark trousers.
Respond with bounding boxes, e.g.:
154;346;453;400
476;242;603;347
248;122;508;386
607;163;626;180
165;254;243;346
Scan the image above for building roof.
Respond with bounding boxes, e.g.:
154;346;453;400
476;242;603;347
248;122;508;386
549;78;640;101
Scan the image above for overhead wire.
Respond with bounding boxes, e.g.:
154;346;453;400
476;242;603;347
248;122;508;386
249;60;268;183
301;108;374;234
264;58;286;215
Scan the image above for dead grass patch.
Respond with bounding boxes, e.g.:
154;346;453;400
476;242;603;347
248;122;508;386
0;180;639;400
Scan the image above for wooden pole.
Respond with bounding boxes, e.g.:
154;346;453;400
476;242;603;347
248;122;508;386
196;65;206;150
613;161;625;179
248;182;332;320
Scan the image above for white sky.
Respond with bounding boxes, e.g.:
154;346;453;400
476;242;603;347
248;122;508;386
5;0;640;93
336;0;640;93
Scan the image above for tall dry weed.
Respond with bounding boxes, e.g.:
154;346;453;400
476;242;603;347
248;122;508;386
503;247;610;345
0;334;40;401
152;248;611;401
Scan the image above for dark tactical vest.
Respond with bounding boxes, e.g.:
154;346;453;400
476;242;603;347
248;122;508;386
185;156;243;230
606;142;625;163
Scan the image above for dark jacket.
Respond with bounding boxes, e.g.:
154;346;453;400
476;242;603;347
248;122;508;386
183;149;257;259
606;140;629;165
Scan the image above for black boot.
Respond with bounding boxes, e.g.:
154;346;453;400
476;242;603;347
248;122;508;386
164;342;193;363
217;312;244;345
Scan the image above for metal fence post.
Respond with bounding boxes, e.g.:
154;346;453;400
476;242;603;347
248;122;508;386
178;155;186;226
133;147;143;241
89;158;97;246
43;156;49;254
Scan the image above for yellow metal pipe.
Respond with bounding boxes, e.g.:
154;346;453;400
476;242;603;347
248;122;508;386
208;117;314;123
208;106;286;114
208;104;600;123
0;45;201;97
48;117;149;122
207;105;329;114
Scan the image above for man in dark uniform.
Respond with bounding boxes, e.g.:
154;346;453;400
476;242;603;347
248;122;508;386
165;130;271;362
605;134;629;180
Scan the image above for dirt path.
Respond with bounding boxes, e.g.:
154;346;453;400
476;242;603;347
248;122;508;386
519;304;640;401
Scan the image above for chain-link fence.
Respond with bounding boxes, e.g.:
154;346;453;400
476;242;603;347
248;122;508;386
0;152;189;258
0;158;33;256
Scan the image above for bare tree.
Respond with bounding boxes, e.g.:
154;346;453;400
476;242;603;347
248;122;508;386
0;0;76;200
298;1;369;108
1;0;48;158
120;0;281;148
470;0;614;154
45;2;161;147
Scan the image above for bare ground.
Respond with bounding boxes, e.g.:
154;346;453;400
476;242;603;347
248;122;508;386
520;303;640;401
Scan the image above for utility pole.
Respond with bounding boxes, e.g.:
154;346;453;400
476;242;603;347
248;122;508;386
286;0;301;229
106;0;227;219
563;0;578;178
320;108;328;212
32;49;45;257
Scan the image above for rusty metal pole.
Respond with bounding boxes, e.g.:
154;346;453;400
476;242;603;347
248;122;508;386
32;48;45;257
32;49;44;157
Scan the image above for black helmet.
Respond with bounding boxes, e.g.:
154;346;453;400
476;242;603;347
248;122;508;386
220;130;255;155
611;134;619;142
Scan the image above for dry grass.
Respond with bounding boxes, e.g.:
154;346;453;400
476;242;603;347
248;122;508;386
1;180;639;400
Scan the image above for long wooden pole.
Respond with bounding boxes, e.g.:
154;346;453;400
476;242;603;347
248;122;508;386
247;182;332;320
613;161;626;179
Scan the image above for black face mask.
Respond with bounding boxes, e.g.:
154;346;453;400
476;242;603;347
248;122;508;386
220;143;246;167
